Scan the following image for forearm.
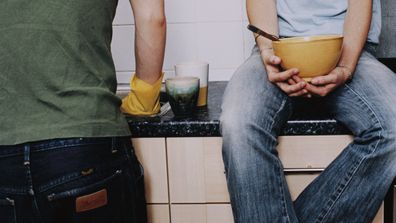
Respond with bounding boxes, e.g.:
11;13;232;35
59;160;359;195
247;0;278;51
130;0;166;84
338;0;372;72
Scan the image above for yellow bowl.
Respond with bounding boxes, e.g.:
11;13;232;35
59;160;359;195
272;35;343;81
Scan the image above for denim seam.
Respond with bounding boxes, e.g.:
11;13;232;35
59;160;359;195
269;99;288;136
343;84;384;133
47;169;122;201
38;172;82;193
276;159;291;223
0;187;29;195
0;150;24;159
31;141;109;153
0;141;107;158
316;84;384;223
271;98;292;223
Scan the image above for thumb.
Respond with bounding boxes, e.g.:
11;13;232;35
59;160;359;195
264;54;281;66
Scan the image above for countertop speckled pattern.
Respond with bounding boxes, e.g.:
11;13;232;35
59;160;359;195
125;81;351;137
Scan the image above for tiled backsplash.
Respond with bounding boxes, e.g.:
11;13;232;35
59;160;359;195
111;0;254;84
112;0;396;85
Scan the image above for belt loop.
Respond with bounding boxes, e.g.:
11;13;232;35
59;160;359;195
23;144;35;196
111;137;118;154
23;144;30;166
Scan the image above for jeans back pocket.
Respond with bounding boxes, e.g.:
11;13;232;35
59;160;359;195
0;198;17;223
46;169;132;223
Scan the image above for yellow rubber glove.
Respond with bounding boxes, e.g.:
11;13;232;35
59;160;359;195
121;73;164;116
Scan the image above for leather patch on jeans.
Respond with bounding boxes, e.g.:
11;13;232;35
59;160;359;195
75;189;108;213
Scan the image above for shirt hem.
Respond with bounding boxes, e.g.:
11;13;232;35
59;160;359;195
0;123;131;146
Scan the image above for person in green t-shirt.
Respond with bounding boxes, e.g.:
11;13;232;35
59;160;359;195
0;0;165;222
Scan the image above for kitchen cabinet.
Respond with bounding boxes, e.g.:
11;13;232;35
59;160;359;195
170;204;383;223
133;138;168;203
167;137;229;203
133;136;384;223
171;204;233;223
147;205;170;223
278;135;353;169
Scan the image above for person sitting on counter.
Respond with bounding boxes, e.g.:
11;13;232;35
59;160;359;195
220;0;396;222
0;0;165;222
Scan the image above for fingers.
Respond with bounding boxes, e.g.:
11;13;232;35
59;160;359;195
261;52;308;98
310;68;345;86
288;78;296;85
305;83;336;97
263;56;281;73
310;74;338;85
261;51;299;84
291;75;305;83
264;55;281;66
306;67;348;97
276;81;306;95
261;51;281;74
268;68;299;83
287;78;309;97
289;89;309;97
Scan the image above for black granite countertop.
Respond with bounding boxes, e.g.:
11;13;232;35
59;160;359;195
125;81;351;137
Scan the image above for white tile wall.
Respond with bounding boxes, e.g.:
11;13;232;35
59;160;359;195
112;0;252;84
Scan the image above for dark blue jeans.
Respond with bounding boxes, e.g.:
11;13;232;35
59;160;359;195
0;137;147;223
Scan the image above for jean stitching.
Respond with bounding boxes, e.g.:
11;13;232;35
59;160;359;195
47;169;122;201
38;172;82;193
32;142;108;153
270;98;292;223
269;99;288;135
0;148;24;158
0;141;109;158
344;84;384;132
316;84;384;223
37;157;126;193
276;160;291;223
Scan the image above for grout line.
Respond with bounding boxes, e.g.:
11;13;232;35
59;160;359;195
146;203;170;205
164;137;172;223
170;202;231;205
241;2;246;59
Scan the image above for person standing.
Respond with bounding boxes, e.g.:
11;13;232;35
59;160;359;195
0;0;166;222
220;0;396;222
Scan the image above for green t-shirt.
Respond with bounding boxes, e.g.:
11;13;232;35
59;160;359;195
0;0;131;145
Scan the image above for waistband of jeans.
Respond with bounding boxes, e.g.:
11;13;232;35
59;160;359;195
0;137;131;157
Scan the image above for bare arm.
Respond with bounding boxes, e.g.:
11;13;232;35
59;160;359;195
338;0;372;73
247;0;278;51
307;0;372;96
247;0;307;97
130;0;166;84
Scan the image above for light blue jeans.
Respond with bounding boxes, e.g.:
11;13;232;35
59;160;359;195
220;46;396;223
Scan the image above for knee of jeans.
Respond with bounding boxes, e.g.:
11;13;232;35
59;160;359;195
383;124;396;147
377;126;396;174
375;116;396;142
363;121;396;162
220;111;273;170
220;109;257;139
